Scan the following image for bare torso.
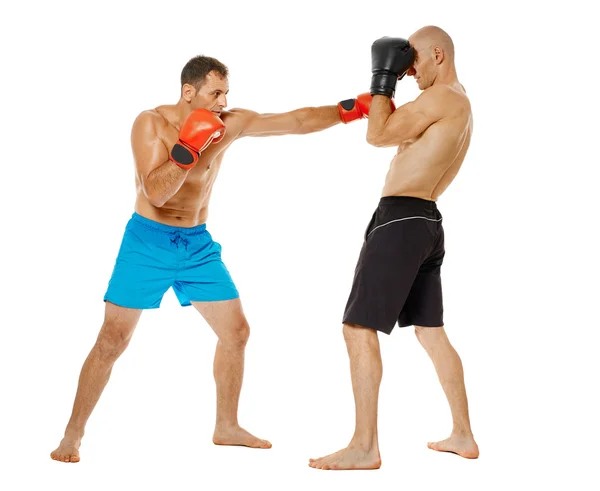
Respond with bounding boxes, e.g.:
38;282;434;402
381;82;472;201
134;107;246;227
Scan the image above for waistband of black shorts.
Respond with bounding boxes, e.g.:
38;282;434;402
129;212;208;235
377;196;441;218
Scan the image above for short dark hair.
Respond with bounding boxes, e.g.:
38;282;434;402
181;55;229;90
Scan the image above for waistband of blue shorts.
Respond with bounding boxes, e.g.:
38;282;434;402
130;212;207;235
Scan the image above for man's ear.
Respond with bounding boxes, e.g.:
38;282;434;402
434;46;445;65
181;83;196;102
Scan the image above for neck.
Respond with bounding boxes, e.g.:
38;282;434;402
175;98;193;125
433;62;458;86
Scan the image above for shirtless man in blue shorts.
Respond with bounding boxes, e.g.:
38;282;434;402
50;54;378;462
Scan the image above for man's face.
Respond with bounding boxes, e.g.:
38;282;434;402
406;37;433;90
191;71;229;116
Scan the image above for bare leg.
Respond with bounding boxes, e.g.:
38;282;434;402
50;302;142;463
309;323;382;470
415;325;479;459
193;298;271;449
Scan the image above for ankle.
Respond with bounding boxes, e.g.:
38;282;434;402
214;420;239;430
349;433;379;453
64;427;84;440
451;425;473;439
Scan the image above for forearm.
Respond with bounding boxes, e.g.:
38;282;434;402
143;160;188;207
366;95;393;145
296;106;342;134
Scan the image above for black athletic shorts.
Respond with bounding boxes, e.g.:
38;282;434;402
342;196;445;334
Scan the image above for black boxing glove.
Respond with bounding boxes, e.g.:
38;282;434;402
370;37;415;98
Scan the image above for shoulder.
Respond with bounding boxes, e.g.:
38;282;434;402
220;108;260;136
132;109;165;132
222;108;259;123
418;84;457;103
132;108;176;145
418;84;469;118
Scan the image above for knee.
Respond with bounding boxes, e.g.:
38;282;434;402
414;325;444;348
96;318;134;360
343;323;357;343
222;320;250;348
343;323;375;346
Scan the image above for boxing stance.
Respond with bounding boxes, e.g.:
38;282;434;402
50;55;381;463
310;27;479;470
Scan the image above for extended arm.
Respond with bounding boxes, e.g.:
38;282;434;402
234;106;342;138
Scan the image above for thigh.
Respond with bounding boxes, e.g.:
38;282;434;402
104;219;176;309
99;301;143;342
173;232;239;305
343;219;431;334
399;268;444;328
399;226;445;327
192;298;247;342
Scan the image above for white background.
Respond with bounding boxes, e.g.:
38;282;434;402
1;0;598;489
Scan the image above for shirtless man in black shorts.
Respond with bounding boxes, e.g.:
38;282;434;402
310;26;479;470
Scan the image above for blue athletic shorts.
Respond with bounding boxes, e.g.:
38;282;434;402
104;213;239;309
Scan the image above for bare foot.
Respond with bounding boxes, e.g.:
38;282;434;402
213;425;271;449
50;435;82;463
309;446;381;470
427;433;479;459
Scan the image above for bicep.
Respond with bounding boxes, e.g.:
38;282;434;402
386;102;431;141
131;113;169;182
376;89;446;146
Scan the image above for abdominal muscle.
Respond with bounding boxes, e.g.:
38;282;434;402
134;152;225;228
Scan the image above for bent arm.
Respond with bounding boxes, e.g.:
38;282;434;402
131;112;188;208
234;106;341;138
366;87;447;147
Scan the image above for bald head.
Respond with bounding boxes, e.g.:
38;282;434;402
409;25;455;61
405;26;458;90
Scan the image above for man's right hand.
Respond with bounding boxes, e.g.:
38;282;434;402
338;92;396;124
170;109;226;170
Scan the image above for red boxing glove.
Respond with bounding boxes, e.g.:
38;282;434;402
170;109;226;170
337;92;396;123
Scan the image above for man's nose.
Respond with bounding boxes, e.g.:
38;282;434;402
219;94;227;108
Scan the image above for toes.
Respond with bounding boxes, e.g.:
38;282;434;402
251;438;271;449
51;447;80;463
428;441;444;451
320;457;337;468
